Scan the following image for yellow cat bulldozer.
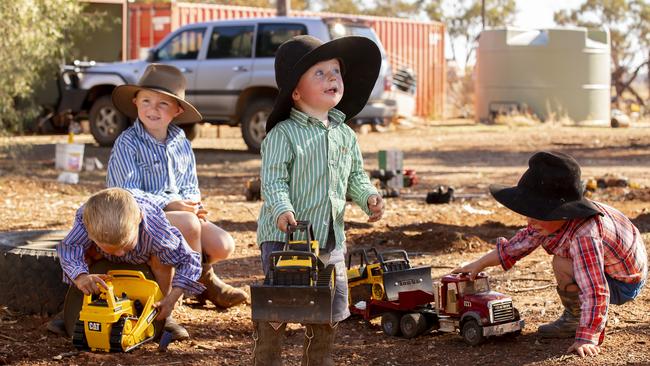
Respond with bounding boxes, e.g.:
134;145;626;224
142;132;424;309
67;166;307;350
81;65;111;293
72;270;163;352
250;221;336;324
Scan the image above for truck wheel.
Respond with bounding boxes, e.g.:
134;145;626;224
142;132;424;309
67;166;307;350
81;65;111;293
241;98;273;154
381;312;402;337
400;312;428;339
89;95;129;146
180;123;199;141
0;230;69;315
461;320;485;346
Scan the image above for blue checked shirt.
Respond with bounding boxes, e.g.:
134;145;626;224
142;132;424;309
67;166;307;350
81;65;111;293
107;120;200;209
57;196;205;295
257;108;378;250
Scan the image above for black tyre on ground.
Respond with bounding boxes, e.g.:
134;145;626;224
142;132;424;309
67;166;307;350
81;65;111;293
179;123;199;141
400;312;428;339
241;98;273;154
381;311;402;337
0;230;69;315
89;95;130;146
461;319;485;346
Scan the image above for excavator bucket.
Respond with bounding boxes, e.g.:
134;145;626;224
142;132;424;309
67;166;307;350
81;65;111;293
251;264;336;324
382;266;433;301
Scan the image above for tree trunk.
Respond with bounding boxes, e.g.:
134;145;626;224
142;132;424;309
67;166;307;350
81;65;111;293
277;0;290;16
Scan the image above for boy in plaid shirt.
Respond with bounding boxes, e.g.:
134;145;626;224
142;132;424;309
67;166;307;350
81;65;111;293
454;151;647;358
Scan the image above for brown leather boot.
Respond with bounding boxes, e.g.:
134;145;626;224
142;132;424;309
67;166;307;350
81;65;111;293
198;264;248;308
538;286;581;338
252;322;285;366
301;324;336;366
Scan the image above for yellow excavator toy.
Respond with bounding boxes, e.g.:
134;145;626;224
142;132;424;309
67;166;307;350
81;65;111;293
72;270;163;352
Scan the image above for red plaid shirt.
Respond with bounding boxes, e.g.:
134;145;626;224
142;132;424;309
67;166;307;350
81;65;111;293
496;202;647;345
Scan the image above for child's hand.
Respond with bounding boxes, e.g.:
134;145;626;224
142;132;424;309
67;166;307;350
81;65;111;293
568;341;601;357
74;273;110;296
154;288;183;321
367;194;384;222
277;211;297;233
165;200;201;214
452;261;485;280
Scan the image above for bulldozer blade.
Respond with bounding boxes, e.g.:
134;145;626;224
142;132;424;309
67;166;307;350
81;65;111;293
382;266;433;301
250;285;334;324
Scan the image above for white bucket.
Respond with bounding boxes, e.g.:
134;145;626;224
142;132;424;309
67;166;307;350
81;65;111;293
55;143;85;172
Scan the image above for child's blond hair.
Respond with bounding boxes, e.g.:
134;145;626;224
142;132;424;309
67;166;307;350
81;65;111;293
83;188;141;247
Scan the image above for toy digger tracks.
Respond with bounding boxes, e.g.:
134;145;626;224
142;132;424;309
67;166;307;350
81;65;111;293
250;221;336;324
72;270;163;353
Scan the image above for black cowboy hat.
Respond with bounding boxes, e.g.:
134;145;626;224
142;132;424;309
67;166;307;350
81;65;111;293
265;35;381;133
489;151;602;221
112;63;202;124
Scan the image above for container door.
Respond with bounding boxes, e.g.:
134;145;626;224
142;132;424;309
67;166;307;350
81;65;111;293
151;27;207;107
193;25;255;119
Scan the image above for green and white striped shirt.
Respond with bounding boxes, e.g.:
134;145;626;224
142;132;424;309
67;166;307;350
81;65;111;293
257;107;378;250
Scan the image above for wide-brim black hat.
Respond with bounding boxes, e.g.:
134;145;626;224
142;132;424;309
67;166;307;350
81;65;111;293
266;35;381;132
489;151;602;221
112;63;202;124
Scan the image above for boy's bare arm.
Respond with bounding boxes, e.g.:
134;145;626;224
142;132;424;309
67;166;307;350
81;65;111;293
154;287;184;320
452;249;501;279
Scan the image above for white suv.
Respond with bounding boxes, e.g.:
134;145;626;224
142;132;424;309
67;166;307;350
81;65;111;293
59;17;396;152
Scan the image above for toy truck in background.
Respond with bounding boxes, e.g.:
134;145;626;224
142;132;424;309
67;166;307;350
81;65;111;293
347;248;524;345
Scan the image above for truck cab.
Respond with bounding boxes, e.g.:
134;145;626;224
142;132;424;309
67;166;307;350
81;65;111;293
434;273;524;345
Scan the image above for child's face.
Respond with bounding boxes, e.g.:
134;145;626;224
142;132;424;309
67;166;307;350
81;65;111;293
133;90;184;131
94;232;138;257
527;217;567;235
293;58;343;115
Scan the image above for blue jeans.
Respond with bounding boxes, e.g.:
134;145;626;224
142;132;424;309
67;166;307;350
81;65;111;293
606;274;646;305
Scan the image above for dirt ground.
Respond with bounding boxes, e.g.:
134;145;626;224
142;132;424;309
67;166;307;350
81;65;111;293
0;120;649;365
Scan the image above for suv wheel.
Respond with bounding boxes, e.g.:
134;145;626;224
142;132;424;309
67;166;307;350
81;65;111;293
89;95;129;146
241;98;273;153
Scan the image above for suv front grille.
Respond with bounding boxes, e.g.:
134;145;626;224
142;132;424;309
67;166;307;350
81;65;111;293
491;300;514;323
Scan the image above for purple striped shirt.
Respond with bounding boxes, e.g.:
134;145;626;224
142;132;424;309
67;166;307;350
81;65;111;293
57;195;205;295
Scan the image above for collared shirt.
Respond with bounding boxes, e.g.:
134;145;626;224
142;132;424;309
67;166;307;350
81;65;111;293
57;196;205;295
107;120;200;209
496;201;647;345
257;108;378;250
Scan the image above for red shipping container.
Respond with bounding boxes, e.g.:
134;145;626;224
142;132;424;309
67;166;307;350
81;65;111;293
128;2;445;118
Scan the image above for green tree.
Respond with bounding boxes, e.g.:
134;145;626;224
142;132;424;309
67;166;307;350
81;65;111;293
320;0;362;15
554;0;650;106
0;1;102;134
426;0;516;66
177;0;309;10
365;0;421;18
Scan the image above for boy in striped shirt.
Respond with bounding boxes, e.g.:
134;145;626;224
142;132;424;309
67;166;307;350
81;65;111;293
253;35;385;365
454;151;647;358
57;188;205;339
107;64;247;315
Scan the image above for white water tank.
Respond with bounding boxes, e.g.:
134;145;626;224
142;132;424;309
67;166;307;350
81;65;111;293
475;27;610;125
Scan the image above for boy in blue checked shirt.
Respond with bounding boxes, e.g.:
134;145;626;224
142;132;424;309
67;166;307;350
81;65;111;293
107;64;247;311
57;188;205;339
253;35;385;366
454;151;647;358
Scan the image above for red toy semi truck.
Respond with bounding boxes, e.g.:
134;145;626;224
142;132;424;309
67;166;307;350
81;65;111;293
347;248;524;345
